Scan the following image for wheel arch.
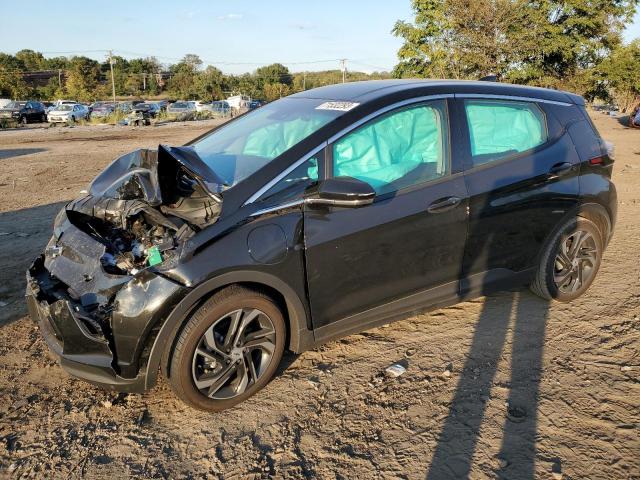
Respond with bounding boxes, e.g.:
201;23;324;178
142;271;314;390
576;202;612;247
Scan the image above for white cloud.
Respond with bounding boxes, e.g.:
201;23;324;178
217;13;244;20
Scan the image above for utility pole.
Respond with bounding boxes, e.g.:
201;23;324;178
142;73;146;91
57;69;62;89
340;59;347;83
107;50;116;105
303;71;307;91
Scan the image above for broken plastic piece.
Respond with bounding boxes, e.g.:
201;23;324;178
385;363;407;378
147;246;163;266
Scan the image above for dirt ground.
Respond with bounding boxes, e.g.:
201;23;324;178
0;114;638;479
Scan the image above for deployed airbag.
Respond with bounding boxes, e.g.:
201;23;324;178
333;105;445;193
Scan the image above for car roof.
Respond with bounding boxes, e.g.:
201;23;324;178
289;79;583;105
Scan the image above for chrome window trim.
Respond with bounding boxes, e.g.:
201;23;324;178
243;92;570;207
243;94;453;207
454;93;573;107
327;94;454;144
243;142;327;206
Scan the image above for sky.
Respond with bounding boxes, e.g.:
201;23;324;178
1;1;639;75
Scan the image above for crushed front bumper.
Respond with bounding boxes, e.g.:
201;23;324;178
26;252;186;393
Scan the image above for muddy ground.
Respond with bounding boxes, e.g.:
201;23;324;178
0;114;638;479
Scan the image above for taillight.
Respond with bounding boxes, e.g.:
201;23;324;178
589;156;604;165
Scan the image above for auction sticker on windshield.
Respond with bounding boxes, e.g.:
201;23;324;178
315;101;360;111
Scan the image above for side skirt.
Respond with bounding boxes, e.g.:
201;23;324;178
312;268;535;348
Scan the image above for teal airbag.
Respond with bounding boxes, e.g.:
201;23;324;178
333;105;445;193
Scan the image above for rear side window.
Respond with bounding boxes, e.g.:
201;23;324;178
332;100;448;195
464;100;547;166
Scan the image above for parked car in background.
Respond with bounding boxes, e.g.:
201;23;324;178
0;98;12;109
194;101;211;113
47;103;89;123
196;100;231;116
26;80;616;412
0;101;47;124
90;103;116;119
167;101;196;117
248;100;262;110
117;102;133;114
138;102;161;118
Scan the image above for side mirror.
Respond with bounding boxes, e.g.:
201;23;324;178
305;177;375;208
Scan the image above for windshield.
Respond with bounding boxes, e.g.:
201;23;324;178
57;105;73;111
172;102;189;109
6;102;26;109
192;97;345;186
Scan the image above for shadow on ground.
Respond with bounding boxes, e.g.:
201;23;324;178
0;148;47;160
426;290;551;478
0;201;65;325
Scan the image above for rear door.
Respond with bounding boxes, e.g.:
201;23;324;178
303;99;469;331
454;96;581;294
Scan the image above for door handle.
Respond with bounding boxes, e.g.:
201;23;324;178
427;196;461;213
548;162;573;179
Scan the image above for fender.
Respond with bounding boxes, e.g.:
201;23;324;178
142;270;314;390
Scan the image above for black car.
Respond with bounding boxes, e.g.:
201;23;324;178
0;100;47;124
26;80;616;411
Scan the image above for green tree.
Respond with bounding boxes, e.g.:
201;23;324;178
393;0;638;83
65;56;101;101
194;66;226;101
597;40;640;112
0;53;30;98
15;49;46;71
255;63;292;86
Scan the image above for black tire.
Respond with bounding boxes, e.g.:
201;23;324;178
40;113;46;122
20;116;27;125
530;217;603;302
168;285;286;411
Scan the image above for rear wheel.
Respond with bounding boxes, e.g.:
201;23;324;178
168;286;285;411
531;217;603;301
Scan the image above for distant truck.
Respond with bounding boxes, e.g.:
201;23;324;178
226;95;251;110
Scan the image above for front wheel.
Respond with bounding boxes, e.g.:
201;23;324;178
168;286;285;411
530;217;603;302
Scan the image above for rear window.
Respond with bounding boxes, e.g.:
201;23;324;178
464;100;547;167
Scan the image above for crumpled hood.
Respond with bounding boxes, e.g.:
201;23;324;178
89;144;225;206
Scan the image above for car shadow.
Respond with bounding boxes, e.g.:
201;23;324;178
0;201;66;326
426;290;550;478
0;148;48;160
426;168;561;477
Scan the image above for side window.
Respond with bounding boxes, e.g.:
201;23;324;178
257;155;320;203
464;100;547;167
332;101;448;195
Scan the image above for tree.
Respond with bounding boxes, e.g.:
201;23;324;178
15;49;46;71
393;0;638;83
65;56;101;101
597;40;640;112
0;53;30;98
194;66;226;101
255;63;292;86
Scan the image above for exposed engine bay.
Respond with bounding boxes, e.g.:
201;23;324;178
62;144;225;276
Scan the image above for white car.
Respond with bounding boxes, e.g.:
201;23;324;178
47;104;90;123
193;101;210;113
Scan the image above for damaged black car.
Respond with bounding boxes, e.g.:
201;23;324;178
27;80;616;411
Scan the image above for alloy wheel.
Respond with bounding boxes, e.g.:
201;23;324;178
191;308;276;400
553;230;599;293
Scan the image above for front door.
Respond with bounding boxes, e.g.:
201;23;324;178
304;99;468;331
